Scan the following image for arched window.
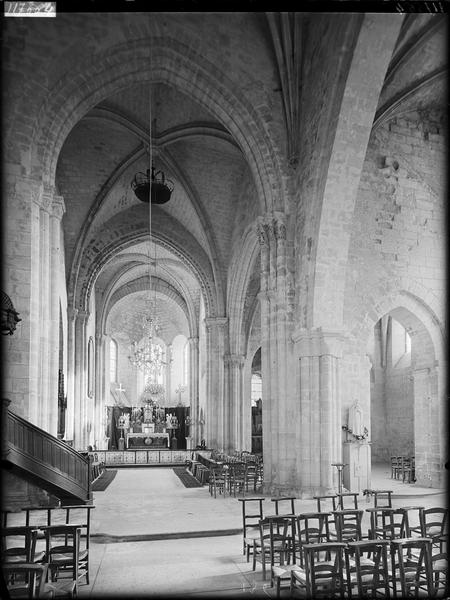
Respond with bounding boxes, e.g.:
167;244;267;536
110;338;118;383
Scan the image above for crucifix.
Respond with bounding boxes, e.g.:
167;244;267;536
116;383;126;393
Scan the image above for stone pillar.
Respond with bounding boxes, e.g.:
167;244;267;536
65;308;78;442
29;181;44;426
94;332;107;449
204;317;228;450
224;354;245;453
293;328;344;496
166;343;172;403
48;195;65;436
256;213;295;494
73;310;89;449
188;337;199;446
412;364;441;487
38;193;51;432
243;359;253;453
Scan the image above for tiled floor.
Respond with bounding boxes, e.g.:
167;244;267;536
75;463;446;598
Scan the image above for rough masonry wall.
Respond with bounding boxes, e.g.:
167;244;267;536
343;111;446;337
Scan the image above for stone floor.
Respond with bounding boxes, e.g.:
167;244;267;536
74;462;446;598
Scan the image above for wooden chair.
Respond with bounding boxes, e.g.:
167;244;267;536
336;492;359;510
391;456;403;479
244;462;258;492
209;466;228;498
267;516;304;598
397;505;425;538
333;509;364;543
425;534;448;598
62;505;94;585
252;516;292;581
314;494;338;540
390;537;433;598
391;456;401;479
228;462;246;497
366;507;397;541
290;541;346;598
1;562;49;599
419;507;448;551
402;456;415;483
43;524;87;593
371;489;393;508
395;456;409;481
1;526;44;564
237;497;265;560
294;512;332;567
344;539;391;598
271;496;296;516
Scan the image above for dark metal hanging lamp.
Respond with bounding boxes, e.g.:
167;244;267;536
1;290;21;335
131;163;174;204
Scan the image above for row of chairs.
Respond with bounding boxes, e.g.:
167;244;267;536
247;509;447;598
240;491;396;560
208;461;263;498
1;505;94;598
391;455;415;483
188;451;263;497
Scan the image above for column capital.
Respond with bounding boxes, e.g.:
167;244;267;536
224;354;245;368
256;213;288;249
38;184;55;213
292;327;347;358
76;310;90;324
52;195;66;220
188;336;199;348
204;317;228;330
68;307;78;323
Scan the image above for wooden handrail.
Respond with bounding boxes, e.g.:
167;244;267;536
4;408;91;503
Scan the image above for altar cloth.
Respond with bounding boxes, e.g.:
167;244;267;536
126;432;170;448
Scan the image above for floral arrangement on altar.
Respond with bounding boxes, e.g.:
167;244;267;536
342;424;369;441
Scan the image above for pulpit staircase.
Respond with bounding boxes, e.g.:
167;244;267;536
2;406;91;506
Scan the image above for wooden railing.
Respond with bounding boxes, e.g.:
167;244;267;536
3;407;91;504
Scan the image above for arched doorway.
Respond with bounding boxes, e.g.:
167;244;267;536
369;306;442;487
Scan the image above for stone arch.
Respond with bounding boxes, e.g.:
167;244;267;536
358;289;444;367
103;276;191;335
364;291;445;488
227;223;260;356
71;204;217;317
312;15;404;330
30;37;282;213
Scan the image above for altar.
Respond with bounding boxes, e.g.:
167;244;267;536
126;432;170;449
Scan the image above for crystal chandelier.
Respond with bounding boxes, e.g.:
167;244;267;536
128;311;170;381
127;81;173;381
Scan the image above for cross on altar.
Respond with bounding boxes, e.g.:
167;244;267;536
116;383;126;393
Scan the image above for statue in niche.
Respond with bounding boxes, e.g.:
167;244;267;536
348;399;364;437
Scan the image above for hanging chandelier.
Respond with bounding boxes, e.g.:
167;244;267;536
128;312;169;381
128;81;173;381
131;163;174;204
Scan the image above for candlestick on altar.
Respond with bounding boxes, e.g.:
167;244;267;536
175;384;187;406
